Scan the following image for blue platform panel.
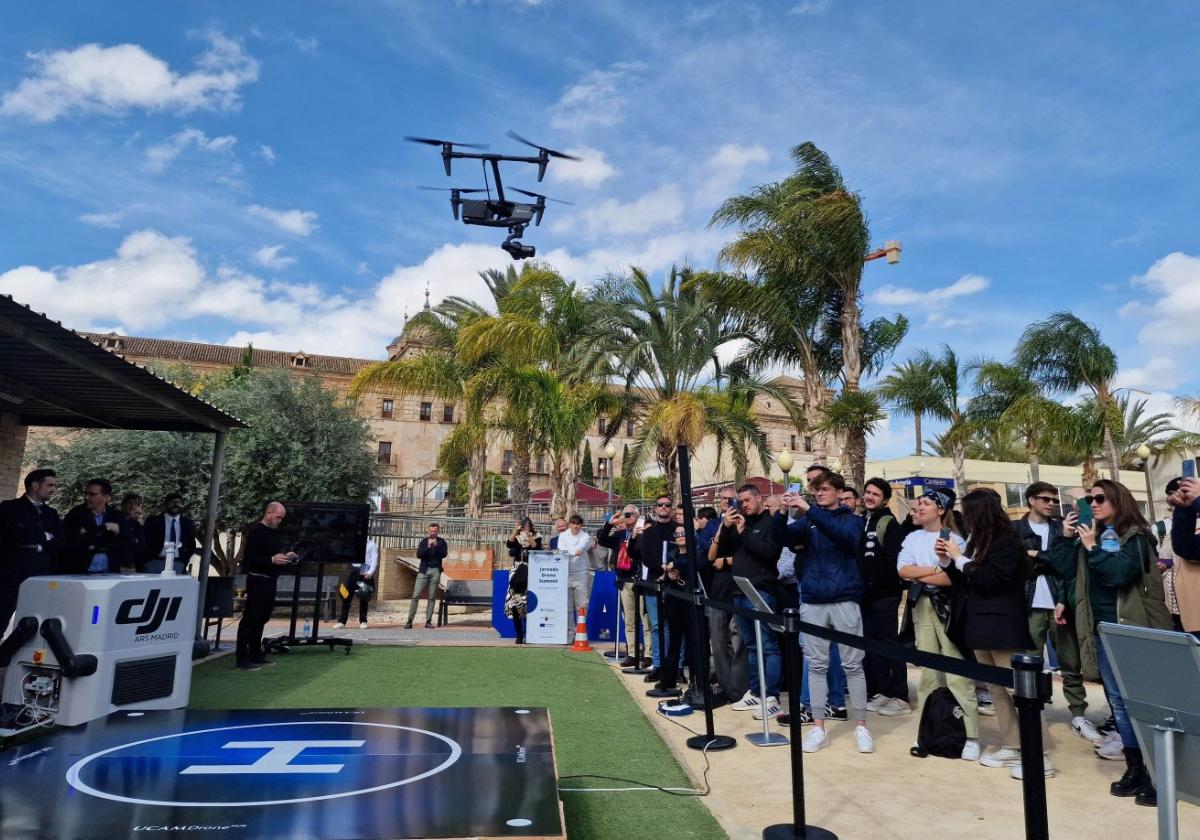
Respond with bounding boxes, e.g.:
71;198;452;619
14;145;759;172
0;706;564;840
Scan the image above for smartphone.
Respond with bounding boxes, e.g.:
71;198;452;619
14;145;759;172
1183;459;1196;479
1076;498;1093;527
938;527;951;540
786;482;802;495
634;516;646;531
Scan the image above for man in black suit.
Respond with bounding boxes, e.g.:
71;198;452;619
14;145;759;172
143;493;197;575
0;468;62;631
61;478;132;575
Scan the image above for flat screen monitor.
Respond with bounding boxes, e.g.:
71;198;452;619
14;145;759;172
276;501;371;568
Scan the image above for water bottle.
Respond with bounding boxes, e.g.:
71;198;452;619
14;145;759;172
303;618;311;636
1100;525;1120;553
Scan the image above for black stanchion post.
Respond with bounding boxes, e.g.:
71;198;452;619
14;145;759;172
764;607;836;840
1012;654;1051;840
603;578;622;660
621;582;649;675
646;581;681;698
676;443;736;751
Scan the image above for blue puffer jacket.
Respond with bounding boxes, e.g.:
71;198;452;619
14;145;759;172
773;505;864;604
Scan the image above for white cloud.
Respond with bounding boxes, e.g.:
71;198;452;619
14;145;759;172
550;62;646;130
79;210;124;228
247;204;319;236
256;144;277;163
1133;252;1200;347
0;31;258;122
555;184;685;239
868;274;990;306
867;416;921;460
1117;356;1183;393
252;244;296;270
696;142;769;203
145;128;236;172
550;147;617;187
791;0;832;14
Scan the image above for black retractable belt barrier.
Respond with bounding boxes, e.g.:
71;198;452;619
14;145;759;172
763;607;837;840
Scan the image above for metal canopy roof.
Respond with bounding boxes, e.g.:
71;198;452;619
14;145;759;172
0;295;244;433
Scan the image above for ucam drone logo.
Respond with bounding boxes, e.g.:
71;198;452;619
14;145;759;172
115;588;182;635
66;721;463;807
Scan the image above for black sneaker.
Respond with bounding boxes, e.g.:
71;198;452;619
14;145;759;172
425;621;435;629
1097;715;1117;735
641;658;653;668
236;662;262;672
643;668;661;683
404;621;413;629
619;656;637;668
781;707;814;727
824;704;849;721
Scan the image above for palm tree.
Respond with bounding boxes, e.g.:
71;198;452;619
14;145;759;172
1015;312;1122;478
1113;395;1182;467
711;142;875;488
814;390;887;476
917;345;970;501
578;266;802;494
878;358;941;456
967;359;1070;483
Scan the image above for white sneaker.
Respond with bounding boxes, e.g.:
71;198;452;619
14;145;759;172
855;725;875;754
1095;737;1125;760
753;697;782;720
731;691;761;712
980;747;1022;768
1072;716;1102;743
802;728;829;753
877;698;913;716
960;739;981;761
359;622;368;629
333;622;345;629
866;693;889;712
1011;755;1055;779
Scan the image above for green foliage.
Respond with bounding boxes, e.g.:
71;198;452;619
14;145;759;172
449;471;509;507
31;368;382;537
615;473;668;501
579;439;594;483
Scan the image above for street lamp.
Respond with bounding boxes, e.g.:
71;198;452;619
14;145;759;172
603;442;617;508
778;448;794;490
1136;443;1156;522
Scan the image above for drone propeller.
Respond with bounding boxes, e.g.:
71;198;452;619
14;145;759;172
404;136;488;149
506;130;580;181
511;187;572;204
510;187;571;226
418;186;488;193
406;136;488;175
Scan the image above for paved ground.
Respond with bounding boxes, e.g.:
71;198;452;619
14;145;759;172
610;657;1200;840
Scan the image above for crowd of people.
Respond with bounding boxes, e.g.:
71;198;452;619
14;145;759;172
493;463;1200;809
0;469;199;631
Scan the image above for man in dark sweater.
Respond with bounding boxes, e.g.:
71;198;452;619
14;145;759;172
235;502;296;671
408;523;448;629
721;483;783;718
0;469;62;632
858;478;909;716
61;478;132;574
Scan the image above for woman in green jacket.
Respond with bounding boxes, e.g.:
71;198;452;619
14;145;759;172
1048;479;1171;807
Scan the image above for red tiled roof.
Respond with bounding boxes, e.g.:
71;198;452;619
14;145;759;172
79;332;378;375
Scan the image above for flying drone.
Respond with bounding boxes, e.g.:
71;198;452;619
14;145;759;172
407;131;577;259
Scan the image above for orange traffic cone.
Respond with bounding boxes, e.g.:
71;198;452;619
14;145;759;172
571;607;592;652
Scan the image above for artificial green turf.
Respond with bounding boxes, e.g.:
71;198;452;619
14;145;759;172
191;647;727;840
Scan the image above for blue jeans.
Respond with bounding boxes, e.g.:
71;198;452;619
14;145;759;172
734;592;782;698
644;593;662;668
801;643;847;709
1097;633;1137;749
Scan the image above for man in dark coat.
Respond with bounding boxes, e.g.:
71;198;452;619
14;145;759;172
0;468;62;631
61;478;131;575
144;493;198;575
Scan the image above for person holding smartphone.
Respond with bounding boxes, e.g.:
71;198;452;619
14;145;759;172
937;490;1054;779
1049;479;1171;807
1168;471;1200;638
598;504;651;667
896;488;979;760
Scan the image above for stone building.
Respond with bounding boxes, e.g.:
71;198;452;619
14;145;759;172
67;325;835;505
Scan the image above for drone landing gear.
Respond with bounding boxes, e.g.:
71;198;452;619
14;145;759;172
502;226;535;260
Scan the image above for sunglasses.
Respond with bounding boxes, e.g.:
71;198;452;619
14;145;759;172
623;512;637;517
654;502;672;507
1084;494;1107;505
1031;496;1058;504
674;532;686;538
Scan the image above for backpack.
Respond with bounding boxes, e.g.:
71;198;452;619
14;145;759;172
912;687;966;759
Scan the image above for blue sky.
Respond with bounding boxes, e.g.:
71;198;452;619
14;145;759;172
2;1;1198;458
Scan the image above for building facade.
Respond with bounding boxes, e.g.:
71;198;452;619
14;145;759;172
68;330;832;506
